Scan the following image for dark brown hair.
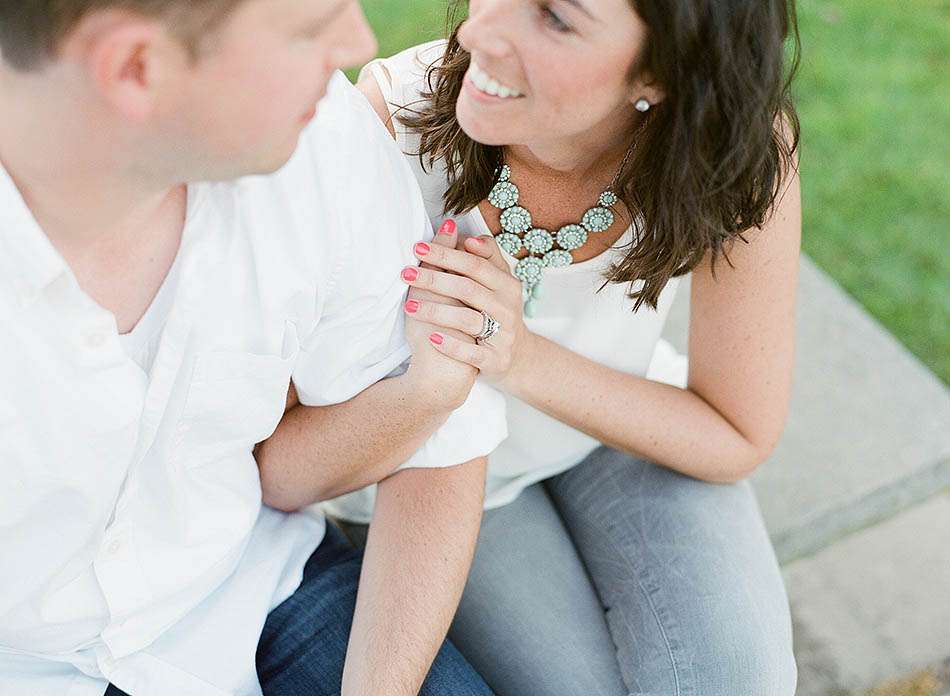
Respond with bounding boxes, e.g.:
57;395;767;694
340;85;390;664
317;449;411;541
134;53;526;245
0;0;243;71
400;0;801;309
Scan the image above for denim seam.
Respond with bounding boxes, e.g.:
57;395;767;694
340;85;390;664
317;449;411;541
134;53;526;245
598;515;687;696
554;463;692;696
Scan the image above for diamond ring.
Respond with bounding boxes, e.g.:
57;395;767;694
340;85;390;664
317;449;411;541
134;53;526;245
475;311;501;345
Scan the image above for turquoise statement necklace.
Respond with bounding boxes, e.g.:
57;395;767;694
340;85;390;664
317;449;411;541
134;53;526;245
488;142;635;317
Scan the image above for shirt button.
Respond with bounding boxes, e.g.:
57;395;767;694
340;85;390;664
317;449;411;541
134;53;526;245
106;540;122;555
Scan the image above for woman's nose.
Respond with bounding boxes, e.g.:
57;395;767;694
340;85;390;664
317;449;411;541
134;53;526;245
457;0;516;60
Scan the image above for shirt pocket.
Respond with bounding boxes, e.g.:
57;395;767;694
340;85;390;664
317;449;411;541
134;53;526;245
176;322;299;468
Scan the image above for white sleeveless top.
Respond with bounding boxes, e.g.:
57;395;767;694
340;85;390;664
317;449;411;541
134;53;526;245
324;41;688;522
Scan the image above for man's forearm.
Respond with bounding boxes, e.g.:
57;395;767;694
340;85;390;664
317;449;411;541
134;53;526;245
341;458;487;696
256;373;463;511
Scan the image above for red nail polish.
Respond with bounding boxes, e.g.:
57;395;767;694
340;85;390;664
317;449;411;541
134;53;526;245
414;242;430;256
438;219;457;236
405;300;420;314
402;267;419;282
470;236;486;245
429;333;444;346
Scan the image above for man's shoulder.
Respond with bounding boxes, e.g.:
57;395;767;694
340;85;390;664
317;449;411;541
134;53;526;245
302;71;382;150
284;72;430;238
219;71;429;281
237;72;421;210
300;72;417;190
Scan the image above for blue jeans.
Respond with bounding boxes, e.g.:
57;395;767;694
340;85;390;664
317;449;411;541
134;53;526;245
345;447;797;696
107;523;493;696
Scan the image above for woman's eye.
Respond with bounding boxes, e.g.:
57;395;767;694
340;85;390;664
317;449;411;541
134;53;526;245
540;5;572;33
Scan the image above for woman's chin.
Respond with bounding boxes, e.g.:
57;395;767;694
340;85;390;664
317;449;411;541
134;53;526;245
455;100;512;147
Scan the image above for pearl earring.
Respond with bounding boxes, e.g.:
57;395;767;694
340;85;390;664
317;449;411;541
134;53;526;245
635;98;651;113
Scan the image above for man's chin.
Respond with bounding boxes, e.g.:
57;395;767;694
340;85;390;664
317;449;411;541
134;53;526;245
254;153;295;176
300;104;318;123
197;126;308;181
247;132;306;176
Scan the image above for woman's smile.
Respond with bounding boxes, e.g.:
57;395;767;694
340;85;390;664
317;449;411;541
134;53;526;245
468;59;524;98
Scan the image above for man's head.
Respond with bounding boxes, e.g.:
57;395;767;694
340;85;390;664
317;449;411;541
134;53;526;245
0;0;377;180
0;1;232;72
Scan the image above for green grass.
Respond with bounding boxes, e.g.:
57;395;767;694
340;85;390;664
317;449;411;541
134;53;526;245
367;0;450;57
357;0;950;384
794;0;950;384
347;0;451;81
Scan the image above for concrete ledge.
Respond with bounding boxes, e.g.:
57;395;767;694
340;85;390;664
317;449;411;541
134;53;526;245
661;256;950;564
784;494;950;695
773;455;949;564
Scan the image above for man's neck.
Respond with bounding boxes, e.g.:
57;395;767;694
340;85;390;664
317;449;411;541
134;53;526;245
0;68;183;257
0;66;192;332
0;112;188;333
1;150;180;258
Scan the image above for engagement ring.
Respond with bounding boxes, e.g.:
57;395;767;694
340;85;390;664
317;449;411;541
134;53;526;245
475;311;501;344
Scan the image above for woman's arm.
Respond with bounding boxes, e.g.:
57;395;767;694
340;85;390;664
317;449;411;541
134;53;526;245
512;171;799;482
341;457;486;696
404;169;801;483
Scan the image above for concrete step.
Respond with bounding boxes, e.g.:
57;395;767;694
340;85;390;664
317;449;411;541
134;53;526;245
661;256;950;563
785;494;950;695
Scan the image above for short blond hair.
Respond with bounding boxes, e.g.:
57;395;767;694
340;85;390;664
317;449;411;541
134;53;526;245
0;0;244;70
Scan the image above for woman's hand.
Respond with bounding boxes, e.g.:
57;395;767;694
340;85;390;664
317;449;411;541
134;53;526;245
400;233;533;391
400;220;480;409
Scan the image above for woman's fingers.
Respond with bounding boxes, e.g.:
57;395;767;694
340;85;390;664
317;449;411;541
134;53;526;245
431;219;458;248
413;236;512;292
427;331;493;370
401;266;505;318
418;218;459;272
464;234;509;271
405;299;485;337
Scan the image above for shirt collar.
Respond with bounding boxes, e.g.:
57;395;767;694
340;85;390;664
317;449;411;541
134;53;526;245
0;157;213;298
0;157;69;293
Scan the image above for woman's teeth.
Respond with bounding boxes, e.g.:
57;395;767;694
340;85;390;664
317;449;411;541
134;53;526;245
469;60;523;99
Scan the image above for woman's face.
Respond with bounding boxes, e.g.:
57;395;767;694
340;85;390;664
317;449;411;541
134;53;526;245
455;0;658;148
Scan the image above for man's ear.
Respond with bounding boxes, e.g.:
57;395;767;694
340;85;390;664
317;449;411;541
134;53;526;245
60;10;182;122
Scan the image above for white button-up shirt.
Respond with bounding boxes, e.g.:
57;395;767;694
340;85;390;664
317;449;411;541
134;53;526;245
0;73;507;696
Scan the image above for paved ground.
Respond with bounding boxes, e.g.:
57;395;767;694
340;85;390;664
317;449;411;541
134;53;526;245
857;659;949;696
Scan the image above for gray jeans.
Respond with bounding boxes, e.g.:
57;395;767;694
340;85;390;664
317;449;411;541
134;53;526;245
340;446;797;696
